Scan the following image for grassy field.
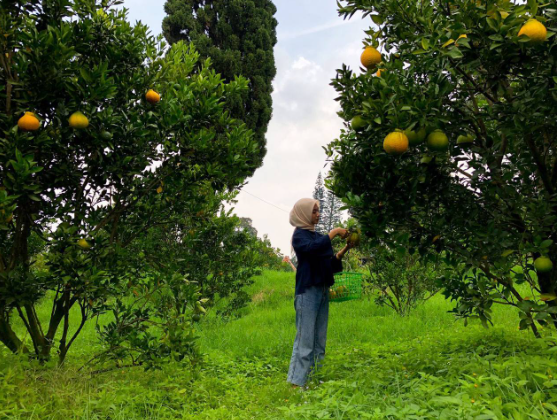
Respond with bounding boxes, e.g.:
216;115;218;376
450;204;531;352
1;270;557;419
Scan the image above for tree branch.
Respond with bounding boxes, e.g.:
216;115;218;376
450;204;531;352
525;133;554;195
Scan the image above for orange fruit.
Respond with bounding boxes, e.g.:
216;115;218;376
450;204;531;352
518;19;547;43
347;232;360;246
77;238;91;249
457;134;475;145
404;127;427;146
351;115;367;131
69;111;89;129
146;89;161;104
376;68;386;77
426;130;449;151
534;257;553;273
18;112;40;131
361;46;382;70
383;131;409;155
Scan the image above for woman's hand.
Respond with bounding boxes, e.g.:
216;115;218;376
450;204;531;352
329;228;349;240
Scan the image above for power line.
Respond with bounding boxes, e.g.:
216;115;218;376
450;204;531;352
242;190;290;214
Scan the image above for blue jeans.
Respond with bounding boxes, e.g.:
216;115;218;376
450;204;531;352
287;285;329;386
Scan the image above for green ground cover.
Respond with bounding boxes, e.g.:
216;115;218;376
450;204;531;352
1;270;557;419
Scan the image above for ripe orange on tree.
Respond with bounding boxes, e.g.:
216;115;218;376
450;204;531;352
18;112;40;131
69;111;89;129
383;131;409;155
518;19;547;43
360;46;382;70
146;89;161;104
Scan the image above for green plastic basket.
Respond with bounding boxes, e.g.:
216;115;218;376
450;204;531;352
329;272;363;303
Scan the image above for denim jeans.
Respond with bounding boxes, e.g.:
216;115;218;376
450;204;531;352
287;285;329;386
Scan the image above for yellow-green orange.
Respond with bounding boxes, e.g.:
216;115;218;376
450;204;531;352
348;232;360;247
100;131;113;140
18;112;40;131
77;239;91;249
351;116;367;131
146;89;161;104
383;131;409;155
457;134;475;145
427;130;449;151
69;111;89;129
360;46;382;70
404;127;427;146
518;19;547;43
534;256;553;273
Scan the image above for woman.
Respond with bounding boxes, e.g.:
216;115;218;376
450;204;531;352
287;198;352;388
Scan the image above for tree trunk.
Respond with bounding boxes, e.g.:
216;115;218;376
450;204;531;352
0;312;28;354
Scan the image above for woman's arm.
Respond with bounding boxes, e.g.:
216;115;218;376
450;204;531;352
293;228;349;256
329;228;349;241
335;240;355;260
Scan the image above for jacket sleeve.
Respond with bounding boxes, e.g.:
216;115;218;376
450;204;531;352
292;230;333;257
331;256;343;274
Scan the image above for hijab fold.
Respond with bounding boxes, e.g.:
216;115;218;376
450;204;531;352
289;198;318;232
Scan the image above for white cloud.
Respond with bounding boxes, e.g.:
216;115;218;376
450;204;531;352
292;57;312;69
281;19;360;40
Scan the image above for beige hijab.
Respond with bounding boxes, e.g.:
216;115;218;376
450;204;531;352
290;198;318;232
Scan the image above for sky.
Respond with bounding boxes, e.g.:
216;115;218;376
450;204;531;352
121;0;372;255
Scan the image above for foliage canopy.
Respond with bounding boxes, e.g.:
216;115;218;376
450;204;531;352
328;0;557;334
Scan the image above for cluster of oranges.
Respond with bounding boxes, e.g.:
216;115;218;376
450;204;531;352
329;285;349;300
17;89;161;133
353;17;547;156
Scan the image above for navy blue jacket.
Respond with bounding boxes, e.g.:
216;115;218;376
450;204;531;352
292;228;343;296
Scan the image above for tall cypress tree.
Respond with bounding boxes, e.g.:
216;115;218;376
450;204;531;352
312;172;327;234
162;0;277;171
322;189;342;232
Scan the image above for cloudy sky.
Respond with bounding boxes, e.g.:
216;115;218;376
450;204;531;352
122;0;372;255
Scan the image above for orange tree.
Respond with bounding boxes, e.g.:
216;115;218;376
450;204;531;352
327;0;557;335
0;0;259;365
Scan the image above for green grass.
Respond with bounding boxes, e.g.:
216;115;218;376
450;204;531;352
1;270;557;419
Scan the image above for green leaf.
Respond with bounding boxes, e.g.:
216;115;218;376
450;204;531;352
446;47;464;59
371;14;384;25
421;38;430;50
486;17;498;31
528;0;538;16
79;68;92;83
